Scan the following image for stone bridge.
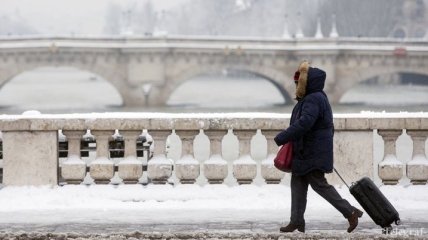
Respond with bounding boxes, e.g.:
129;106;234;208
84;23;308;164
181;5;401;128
1;36;428;106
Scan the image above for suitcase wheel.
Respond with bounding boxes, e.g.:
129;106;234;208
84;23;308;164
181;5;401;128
395;219;401;225
382;226;393;234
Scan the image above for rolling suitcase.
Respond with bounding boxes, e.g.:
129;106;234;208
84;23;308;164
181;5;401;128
334;169;401;233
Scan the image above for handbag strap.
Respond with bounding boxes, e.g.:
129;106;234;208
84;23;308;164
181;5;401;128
333;168;350;189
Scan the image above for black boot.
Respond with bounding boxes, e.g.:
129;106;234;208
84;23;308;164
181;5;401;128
280;223;305;233
347;209;363;233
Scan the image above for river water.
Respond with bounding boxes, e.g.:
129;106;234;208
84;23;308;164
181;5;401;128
0;67;427;114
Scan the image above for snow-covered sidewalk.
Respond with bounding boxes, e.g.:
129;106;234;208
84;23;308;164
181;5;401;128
0;183;427;236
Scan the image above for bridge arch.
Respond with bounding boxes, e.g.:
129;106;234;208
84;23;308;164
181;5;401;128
163;64;296;106
356;68;428;86
336;66;428;105
0;65;124;110
329;64;428;103
0;56;144;107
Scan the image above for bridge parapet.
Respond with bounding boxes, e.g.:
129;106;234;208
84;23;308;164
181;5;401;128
2;36;428;56
0;113;427;187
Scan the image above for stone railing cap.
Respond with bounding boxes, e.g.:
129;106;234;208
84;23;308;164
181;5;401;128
0;113;427;131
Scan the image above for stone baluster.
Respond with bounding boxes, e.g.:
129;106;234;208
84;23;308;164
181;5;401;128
118;130;143;184
175;130;200;184
406;130;428;185
233;130;257;184
204;130;228;184
378;130;404;185
147;130;173;184
261;130;285;184
90;130;115;184
141;129;153;161
61;130;87;184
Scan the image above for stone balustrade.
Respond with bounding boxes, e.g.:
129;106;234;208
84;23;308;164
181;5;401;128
0;113;427;187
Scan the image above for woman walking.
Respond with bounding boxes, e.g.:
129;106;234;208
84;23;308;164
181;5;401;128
274;61;363;233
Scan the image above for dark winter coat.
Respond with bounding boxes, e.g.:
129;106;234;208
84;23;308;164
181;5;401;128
274;66;334;176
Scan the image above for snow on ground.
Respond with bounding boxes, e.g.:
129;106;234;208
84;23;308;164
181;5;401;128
0;183;427;229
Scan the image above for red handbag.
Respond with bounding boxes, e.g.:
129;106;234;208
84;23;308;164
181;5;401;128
274;142;293;172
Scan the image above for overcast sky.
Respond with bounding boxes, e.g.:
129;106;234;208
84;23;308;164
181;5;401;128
0;0;189;35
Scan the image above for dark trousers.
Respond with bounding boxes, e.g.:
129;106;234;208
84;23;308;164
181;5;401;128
290;170;355;225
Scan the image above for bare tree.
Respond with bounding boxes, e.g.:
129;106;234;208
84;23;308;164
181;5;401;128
174;0;237;35
103;3;122;35
0;14;36;35
133;0;157;36
319;0;401;38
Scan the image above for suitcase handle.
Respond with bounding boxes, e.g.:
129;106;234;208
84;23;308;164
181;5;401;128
334;168;350;189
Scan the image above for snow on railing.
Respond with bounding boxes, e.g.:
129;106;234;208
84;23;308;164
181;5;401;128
1;36;428;51
0;113;427;187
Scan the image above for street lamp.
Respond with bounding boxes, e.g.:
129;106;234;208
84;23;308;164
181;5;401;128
121;8;134;36
142;83;152;106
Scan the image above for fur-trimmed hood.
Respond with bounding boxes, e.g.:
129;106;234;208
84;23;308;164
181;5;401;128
295;61;326;99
